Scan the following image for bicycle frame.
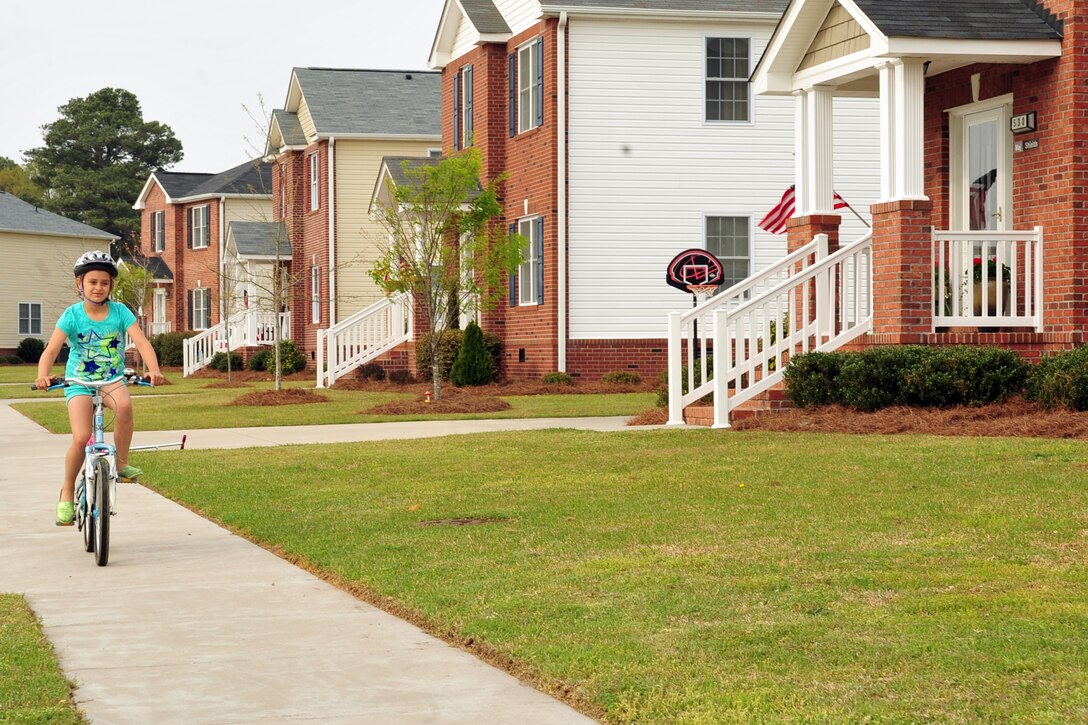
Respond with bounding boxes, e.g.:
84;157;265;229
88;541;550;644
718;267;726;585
78;383;118;518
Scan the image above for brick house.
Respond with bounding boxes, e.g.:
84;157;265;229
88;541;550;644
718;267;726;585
666;0;1081;427
427;0;880;381
264;67;442;367
133;160;273;335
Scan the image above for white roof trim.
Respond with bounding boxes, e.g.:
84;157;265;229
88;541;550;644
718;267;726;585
132;173;170;210
0;226;117;241
539;5;780;21
173;192;273;204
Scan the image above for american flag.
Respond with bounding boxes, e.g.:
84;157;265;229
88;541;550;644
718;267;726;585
758;185;849;235
969;169;997;230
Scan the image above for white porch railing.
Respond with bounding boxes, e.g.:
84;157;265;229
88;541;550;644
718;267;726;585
932;227;1043;331
667;233;873;428
183;310;292;376
146;321;172;336
316;293;413;388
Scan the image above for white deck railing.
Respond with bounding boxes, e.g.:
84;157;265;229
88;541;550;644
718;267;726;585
316;293;412;388
182;310;292;376
667;233;873;428
932;227;1043;331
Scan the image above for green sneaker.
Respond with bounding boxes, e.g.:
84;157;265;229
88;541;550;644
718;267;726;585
118;464;143;481
56;501;75;526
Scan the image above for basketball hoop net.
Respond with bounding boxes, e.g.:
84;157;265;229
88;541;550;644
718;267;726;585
687;284;719;298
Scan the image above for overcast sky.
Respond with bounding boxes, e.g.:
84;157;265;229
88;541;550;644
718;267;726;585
2;0;444;172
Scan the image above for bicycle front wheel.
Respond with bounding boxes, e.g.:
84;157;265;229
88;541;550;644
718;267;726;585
93;459;110;566
80;475;94;553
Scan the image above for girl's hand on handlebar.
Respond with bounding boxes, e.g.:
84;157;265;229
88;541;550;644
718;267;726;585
148;371;167;386
34;375;57;391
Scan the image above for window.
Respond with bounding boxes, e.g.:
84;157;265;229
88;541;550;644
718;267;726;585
188;288;211;330
311;266;321;323
188;205;210;249
427;148;442;158
706;216;750;289
706;37;750;122
309;153;319;211
18;302;42;336
517;217;543;305
151;211;165;252
462;66;474;147
515;39;543;134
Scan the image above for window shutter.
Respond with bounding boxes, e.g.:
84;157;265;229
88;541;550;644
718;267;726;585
187;290;194;329
509;52;516;137
509;223;517;306
187;208;193;248
453;70;461;151
536;217;544;304
536;38;544;127
465;66;474;146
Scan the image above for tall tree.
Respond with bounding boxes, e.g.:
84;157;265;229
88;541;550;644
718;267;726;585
24;88;183;249
371;149;523;400
0;156;44;205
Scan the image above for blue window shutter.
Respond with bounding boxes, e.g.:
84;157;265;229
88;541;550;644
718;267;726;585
536;217;544;304
509;223;517;306
187;208;192;248
453;70;461;151
535;38;544;127
509;52;516;137
187;290;194;329
465;66;474;146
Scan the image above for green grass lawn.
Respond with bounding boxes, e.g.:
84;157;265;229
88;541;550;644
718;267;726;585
12;382;653;432
0;594;83;724
139;429;1088;723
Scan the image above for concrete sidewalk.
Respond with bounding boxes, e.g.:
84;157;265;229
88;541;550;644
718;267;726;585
0;403;608;724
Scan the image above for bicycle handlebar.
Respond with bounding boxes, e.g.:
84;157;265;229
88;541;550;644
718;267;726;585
31;373;154;391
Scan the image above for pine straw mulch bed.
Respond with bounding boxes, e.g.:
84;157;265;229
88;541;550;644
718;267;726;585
629;397;1088;440
229;389;329;406
189;369;314;383
333;378;652;396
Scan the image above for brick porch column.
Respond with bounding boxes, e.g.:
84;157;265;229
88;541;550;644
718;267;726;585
871;199;933;338
786;214;841;337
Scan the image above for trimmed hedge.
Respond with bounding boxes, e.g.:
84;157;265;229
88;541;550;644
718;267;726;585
16;337;45;363
151;331;198;367
270;340;305;375
389;368;414;385
209;351;244;372
542;371;573;385
1026;346;1088;411
358;362;387;381
785;346;1028;411
601;371;641;385
416;328;502;382
248;349;271;372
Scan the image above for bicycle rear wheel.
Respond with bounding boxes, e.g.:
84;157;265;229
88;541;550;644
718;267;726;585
80;475;94;553
93;459;110;566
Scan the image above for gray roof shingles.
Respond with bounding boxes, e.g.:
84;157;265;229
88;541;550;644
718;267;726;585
272;110;307;146
229;221;291;258
0;191;116;240
853;0;1062;40
460;0;511;33
153;160;272;200
153;171;214;199
292;68;442;137
379;156;481;201
540;0;789;12
120;255;173;281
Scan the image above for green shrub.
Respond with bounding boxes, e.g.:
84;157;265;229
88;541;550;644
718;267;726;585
16;337;45;363
151;331;198;367
838;346;931;411
359;362;387;381
451;321;495;386
783;352;850;408
247;349;271;372
542;371;574;385
416;328;501;381
209;351;244;372
1025;346;1088;411
656;356;713;408
904;346;1027;407
601;371;641;385
0;354;24;365
389;368;414;385
270;340;305;375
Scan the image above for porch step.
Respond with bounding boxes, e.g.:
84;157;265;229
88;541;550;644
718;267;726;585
682;385;793;427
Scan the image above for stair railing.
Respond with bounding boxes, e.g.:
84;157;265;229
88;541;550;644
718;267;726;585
316;293;412;388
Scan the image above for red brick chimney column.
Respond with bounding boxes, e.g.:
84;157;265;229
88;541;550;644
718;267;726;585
870;199;933;339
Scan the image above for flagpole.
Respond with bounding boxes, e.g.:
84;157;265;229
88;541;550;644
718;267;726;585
839;199;871;229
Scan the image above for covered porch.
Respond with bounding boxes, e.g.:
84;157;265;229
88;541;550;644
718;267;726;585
751;0;1064;339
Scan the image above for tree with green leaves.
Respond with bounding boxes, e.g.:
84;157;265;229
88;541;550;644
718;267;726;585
24;88;183;250
0;156;44;205
115;259;156;373
370;148;522;400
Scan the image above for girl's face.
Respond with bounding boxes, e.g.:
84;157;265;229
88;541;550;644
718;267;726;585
79;270;113;303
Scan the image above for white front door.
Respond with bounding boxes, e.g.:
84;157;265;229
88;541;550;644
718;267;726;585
153;288;167;333
954;104;1012;231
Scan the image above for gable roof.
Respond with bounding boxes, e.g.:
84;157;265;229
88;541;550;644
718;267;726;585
540;0;787;13
370;155;481;212
271;110;307;147
152;171;214;199
851;0;1062;40
461;0;512;33
227;221;292;259
0;191;117;241
285;68;442;139
119;255;173;282
134;160;273;209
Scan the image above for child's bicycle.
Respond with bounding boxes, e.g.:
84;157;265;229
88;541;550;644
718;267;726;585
33;369;153;566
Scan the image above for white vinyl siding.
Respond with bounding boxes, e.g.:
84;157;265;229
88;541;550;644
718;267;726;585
493;0;541;36
518;216;540;305
18;302;42;336
309;153;320;211
223;197;273;230
566;17;880;340
151;211;165;252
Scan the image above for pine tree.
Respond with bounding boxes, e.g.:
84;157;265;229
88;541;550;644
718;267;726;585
450;321;494;386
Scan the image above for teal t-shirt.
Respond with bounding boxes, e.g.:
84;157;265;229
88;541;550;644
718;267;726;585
57;301;137;395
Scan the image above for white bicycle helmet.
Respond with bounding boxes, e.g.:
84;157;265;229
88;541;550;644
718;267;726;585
74;250;118;278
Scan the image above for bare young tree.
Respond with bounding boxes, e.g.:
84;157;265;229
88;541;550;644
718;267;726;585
370;148;522;400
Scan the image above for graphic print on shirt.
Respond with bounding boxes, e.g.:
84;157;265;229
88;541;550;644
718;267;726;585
73;328;125;381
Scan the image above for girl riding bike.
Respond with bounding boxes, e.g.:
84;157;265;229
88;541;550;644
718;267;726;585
35;251;166;526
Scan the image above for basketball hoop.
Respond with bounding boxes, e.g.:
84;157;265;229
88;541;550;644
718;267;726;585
687;284;719;298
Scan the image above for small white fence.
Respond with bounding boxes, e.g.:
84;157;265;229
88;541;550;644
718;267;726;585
932;227;1043;331
667;233;873;428
183;310;291;377
316;293;412;388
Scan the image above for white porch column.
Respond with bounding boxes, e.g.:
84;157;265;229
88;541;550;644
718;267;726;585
793;90;809;215
803;86;835;213
893;58;927;200
877;61;897;202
